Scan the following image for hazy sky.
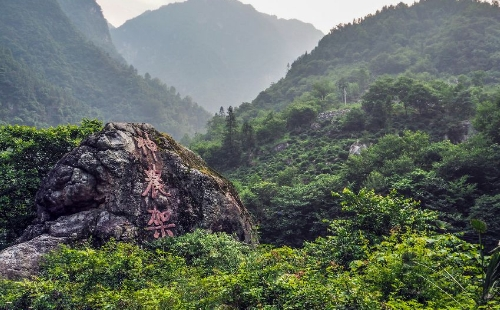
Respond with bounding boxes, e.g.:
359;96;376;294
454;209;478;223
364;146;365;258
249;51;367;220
96;0;418;34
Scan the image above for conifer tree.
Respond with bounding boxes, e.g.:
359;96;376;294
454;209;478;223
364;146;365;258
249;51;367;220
222;106;241;167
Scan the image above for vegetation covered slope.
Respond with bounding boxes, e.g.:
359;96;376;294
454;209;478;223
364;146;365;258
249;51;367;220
1;124;499;307
110;0;324;112
0;48;89;126
189;0;500;247
0;1;499;307
1;203;499;308
0;0;210;138
239;0;500;117
55;0;125;63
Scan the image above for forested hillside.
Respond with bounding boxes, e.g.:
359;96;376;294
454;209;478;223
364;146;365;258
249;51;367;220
0;48;89;126
0;0;210;138
190;0;500;247
111;0;324;112
239;0;500;116
55;0;125;62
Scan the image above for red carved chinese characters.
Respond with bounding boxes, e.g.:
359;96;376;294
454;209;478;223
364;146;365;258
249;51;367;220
136;132;175;238
135;133;158;161
142;164;170;199
145;207;176;238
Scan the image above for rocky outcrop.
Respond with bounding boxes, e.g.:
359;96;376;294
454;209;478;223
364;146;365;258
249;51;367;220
444;120;476;143
273;142;289;153
317;109;351;122
0;235;66;279
349;140;368;155
0;122;256;279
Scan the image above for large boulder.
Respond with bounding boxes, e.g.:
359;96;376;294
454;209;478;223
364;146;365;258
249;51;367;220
0;123;256;279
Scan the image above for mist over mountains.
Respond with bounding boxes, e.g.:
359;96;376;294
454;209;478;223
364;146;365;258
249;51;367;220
0;0;209;138
56;0;125;63
190;0;500;247
110;0;324;112
239;0;500;117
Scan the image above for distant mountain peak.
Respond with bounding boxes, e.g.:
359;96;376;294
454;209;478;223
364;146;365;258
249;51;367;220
111;0;323;112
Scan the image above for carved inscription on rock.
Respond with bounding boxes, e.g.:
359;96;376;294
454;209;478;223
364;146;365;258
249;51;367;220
135;133;158;161
141;165;169;199
145;208;175;238
135;133;175;239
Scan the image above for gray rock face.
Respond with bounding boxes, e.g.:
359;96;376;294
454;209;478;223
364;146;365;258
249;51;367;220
317;109;351;122
273;142;289;153
0;235;66;280
0;122;256;279
349;141;368;155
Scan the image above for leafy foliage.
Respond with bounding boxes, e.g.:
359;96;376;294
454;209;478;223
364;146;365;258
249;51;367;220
337;188;437;241
482;250;500;305
241;0;500;118
0;120;103;249
1;1;500;307
149;229;250;275
1;194;496;308
359;76;477;138
340;130;500;247
358;232;479;308
305;188;438;267
474;95;500;144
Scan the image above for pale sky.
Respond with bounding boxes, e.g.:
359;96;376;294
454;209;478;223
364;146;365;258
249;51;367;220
96;0;419;34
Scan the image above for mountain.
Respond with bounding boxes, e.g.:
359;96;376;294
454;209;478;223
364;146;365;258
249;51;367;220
189;0;500;246
239;0;500;117
55;0;125;63
0;47;89;126
0;0;210;138
110;0;324;112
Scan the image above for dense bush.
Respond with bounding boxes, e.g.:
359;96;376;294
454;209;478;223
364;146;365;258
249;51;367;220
0;120;103;249
1;191;497;309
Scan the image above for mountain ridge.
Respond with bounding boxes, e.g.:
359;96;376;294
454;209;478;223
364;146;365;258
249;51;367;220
189;0;500;246
56;0;125;63
238;0;500;117
111;0;324;112
0;0;210;138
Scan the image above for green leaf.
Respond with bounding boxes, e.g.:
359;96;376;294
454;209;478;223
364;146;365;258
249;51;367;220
471;219;488;234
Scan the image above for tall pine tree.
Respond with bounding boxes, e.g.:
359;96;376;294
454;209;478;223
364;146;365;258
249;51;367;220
222;106;241;167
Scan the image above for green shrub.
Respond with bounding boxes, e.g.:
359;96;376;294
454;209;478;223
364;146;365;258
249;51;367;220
149;229;251;275
0;119;103;249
